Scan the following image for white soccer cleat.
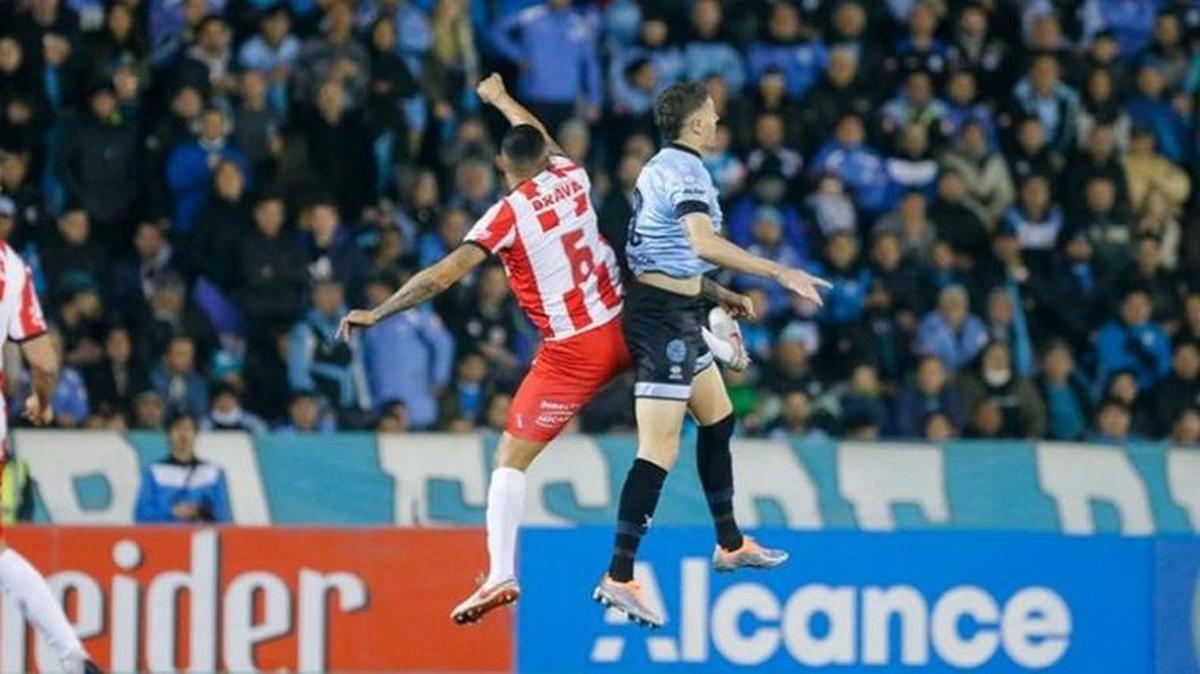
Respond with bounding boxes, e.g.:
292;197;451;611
703;307;751;371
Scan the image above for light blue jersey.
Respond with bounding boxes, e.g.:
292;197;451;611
626;143;722;278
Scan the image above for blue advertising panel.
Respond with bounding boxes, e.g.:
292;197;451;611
517;528;1154;673
1154;538;1200;674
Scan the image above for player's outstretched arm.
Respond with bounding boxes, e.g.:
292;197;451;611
337;244;488;339
19;334;58;426
476;73;566;156
683;214;831;306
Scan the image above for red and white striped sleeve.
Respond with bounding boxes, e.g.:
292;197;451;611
8;264;47;343
463;198;518;254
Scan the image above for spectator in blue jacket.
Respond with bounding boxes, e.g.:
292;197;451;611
811;231;872;327
1126;62;1192;164
360;273;454;429
150;336;209;418
165;107;249;236
810;114;891;214
490;0;602;130
914;285;989;373
134;413;232;524
683;0;745;91
746;2;826;100
1096;287;1173;393
1012;53;1081;152
608;17;681;118
288;279;371;419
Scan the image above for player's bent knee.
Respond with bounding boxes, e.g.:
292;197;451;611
495;434;546;471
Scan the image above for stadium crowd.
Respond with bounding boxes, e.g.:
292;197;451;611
0;0;1199;443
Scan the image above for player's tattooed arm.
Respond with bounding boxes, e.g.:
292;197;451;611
337;244;487;339
701;277;756;320
476;73;566;156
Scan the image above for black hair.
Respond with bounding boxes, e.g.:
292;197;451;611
166;410;198;431
654;81;710;141
501;124;547;170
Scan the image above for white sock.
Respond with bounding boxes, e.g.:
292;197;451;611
0;548;87;673
485;467;526;587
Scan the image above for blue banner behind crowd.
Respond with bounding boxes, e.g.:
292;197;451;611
9;430;1200;533
517;528;1196;674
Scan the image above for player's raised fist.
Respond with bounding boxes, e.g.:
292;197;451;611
337;309;378;341
476;73;506;104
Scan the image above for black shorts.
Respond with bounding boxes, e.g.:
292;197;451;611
622;279;714;400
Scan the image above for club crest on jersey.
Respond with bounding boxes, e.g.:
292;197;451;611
529;180;583;212
665;339;687;364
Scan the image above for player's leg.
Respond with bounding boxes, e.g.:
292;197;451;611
0;541;96;673
484;433;545;586
688;364;789;571
595;283;700;628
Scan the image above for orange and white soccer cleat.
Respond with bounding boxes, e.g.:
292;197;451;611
592;574;663;628
451;578;520;625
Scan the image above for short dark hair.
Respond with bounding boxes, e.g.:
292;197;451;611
166;410;197;431
501;124;547;169
654;81;709;141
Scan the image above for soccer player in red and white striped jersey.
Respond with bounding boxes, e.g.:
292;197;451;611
0;240;104;673
338;74;635;624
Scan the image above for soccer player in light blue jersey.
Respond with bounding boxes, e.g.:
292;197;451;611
593;82;831;628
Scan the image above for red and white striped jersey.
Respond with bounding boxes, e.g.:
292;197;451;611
0;242;48;455
464;155;623;341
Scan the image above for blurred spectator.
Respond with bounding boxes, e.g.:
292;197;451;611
948;4;1009;99
376;399;411;434
1171;408;1200;445
137;271;218;366
746;2;825;100
449;264;522;372
150;335;209;417
1096;287;1172;393
1082;0;1157;58
440;351;489;430
880;71;947;143
1002;173;1063;269
489;0;602;130
683;0;744;91
1065;124;1130;221
733;207;807;318
305;79;374;219
883;125;939;208
940;120;1015;229
809;114;890;214
803;174;857;243
1007;116;1064;184
294;0;368;105
303;200;369;304
1091;397;1135;444
231;71;284;181
1151;342;1200;436
1036;340;1094;441
839;363;890;435
41;209;104;302
765;391;825;441
1118;235;1182;324
891;1;949;83
426;0;480;114
134;413;232;524
58;83;140;249
202;383;268;434
109;222;178;326
893;355;963;438
799;46;876;154
83;325;146;421
1104;368;1156;436
53;280;106;370
279;389;336;434
287;279;369;421
0;149;51;249
132;390;166;430
1124;127;1190;214
929;171;989;265
12;330;87;428
958;341;1047;438
237;4;300;117
1075;70;1131;152
193;160;251;292
914;285;988;373
360;273;453;429
175;16;237;104
237;195;307;337
1012;53;1080;152
1127;62;1192;164
166;106;249;236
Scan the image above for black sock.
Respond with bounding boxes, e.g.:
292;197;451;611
697;414;743;551
608;458;668;582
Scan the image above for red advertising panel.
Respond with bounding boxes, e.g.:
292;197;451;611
0;527;512;673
